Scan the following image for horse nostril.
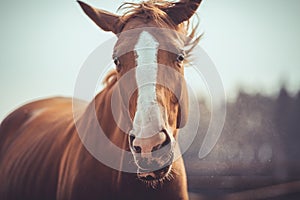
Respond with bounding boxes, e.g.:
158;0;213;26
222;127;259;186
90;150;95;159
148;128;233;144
133;146;142;153
129;134;141;153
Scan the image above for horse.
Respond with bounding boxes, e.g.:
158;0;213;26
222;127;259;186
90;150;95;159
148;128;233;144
0;0;202;199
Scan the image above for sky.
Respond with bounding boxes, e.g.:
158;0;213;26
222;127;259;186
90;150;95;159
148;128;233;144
0;0;300;120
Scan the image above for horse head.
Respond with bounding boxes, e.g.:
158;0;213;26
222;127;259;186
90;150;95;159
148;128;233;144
78;0;202;184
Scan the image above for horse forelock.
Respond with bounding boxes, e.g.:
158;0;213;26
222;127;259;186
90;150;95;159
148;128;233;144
118;1;174;25
117;0;202;59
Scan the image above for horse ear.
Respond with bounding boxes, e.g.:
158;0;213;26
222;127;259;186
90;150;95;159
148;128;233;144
177;81;189;129
78;1;121;34
164;0;202;25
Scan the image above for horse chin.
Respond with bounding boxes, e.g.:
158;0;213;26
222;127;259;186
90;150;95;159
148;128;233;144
137;164;173;188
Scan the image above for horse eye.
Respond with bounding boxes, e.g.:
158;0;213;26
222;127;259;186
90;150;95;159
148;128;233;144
113;57;120;66
177;54;185;62
113;57;121;71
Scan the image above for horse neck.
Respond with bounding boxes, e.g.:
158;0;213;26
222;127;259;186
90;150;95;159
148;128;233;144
78;85;130;151
67;85;130;188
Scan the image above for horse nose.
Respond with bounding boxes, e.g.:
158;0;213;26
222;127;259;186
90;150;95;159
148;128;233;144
130;130;170;154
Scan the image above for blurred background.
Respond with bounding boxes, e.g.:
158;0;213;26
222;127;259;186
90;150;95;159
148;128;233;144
1;0;300;199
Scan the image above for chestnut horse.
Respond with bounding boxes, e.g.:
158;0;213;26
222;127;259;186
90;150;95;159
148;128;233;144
0;0;202;199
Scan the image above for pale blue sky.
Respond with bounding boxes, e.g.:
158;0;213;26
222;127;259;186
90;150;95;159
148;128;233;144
0;0;300;120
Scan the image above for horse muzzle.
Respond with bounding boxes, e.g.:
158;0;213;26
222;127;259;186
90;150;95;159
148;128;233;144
134;150;174;182
129;128;175;182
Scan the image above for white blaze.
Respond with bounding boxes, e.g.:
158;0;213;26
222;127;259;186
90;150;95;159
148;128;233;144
133;31;162;138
